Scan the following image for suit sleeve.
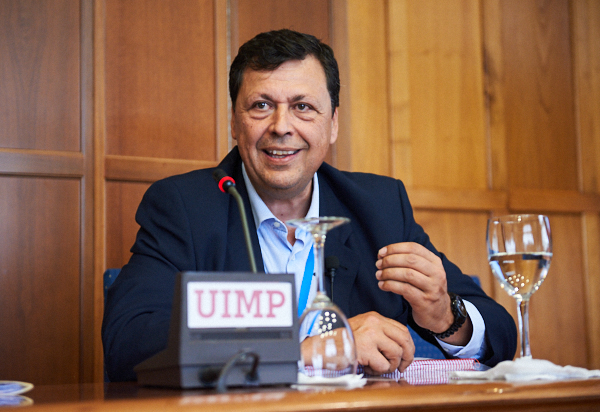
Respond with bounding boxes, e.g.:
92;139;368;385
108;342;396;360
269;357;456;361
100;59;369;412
396;180;517;366
102;178;196;381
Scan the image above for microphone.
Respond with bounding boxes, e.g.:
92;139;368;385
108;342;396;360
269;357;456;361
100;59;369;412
135;169;300;389
325;255;339;301
212;169;257;273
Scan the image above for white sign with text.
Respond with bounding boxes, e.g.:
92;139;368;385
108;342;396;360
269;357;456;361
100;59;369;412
187;281;293;329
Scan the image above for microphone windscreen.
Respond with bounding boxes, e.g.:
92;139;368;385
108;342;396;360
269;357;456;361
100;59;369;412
212;168;228;184
325;255;340;270
212;168;236;193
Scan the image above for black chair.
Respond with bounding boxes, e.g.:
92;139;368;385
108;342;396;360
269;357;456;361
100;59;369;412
103;268;121;301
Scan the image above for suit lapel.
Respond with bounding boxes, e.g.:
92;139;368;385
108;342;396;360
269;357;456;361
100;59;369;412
219;148;265;273
318;176;359;316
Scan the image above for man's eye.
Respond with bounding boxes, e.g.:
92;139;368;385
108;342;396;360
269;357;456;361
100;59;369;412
253;102;269;110
295;103;311;111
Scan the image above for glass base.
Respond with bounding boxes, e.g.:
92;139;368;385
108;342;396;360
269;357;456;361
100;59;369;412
298;300;357;377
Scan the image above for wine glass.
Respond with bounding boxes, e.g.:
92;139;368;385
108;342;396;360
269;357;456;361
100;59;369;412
286;216;358;379
486;214;552;358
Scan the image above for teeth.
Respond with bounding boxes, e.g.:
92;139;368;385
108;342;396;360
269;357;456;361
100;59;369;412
267;150;297;156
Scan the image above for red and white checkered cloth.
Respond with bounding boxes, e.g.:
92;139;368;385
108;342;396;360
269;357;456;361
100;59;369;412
302;358;480;385
369;358;480;385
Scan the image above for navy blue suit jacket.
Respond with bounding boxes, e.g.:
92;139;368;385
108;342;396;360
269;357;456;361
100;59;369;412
102;147;516;381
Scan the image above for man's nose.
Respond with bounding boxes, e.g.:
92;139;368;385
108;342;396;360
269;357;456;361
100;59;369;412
269;107;293;136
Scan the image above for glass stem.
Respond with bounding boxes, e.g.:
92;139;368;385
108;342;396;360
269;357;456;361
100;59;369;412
313;233;326;295
517;299;532;358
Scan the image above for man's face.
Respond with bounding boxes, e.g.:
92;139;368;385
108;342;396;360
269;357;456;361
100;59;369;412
231;55;338;201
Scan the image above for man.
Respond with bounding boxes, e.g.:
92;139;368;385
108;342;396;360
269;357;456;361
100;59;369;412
102;29;516;382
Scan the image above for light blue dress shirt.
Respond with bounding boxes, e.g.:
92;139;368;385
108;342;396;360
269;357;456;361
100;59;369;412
241;164;486;358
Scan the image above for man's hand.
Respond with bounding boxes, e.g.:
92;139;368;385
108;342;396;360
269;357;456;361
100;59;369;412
375;242;472;346
348;312;414;374
300;312;414;375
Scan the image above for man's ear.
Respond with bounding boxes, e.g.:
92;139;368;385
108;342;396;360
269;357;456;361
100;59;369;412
329;108;339;145
230;106;238;141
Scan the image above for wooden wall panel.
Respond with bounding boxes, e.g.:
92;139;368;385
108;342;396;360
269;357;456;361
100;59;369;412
106;181;150;270
0;0;80;151
1;0;599;385
104;0;217;161
0;177;81;384
528;214;588;366
344;0;598;368
334;0;389;175
413;210;492;293
488;0;578;191
573;0;600;369
232;0;330;49
402;0;487;190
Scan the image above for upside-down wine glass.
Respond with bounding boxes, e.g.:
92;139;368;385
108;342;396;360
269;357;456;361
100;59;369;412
486;214;552;358
286;217;358;379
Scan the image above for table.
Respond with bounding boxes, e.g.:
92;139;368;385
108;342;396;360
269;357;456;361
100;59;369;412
6;378;600;411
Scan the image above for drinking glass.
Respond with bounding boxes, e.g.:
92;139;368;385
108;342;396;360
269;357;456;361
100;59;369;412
286;217;357;378
486;214;552;358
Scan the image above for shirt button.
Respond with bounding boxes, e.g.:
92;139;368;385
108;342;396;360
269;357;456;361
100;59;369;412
273;221;281;228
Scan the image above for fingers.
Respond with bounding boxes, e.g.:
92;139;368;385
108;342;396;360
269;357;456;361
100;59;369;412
349;312;415;375
374;242;451;333
375;242;446;299
378;242;438;263
377;243;442;280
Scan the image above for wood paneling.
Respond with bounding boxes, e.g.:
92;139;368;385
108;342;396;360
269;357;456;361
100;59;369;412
413;210;493;294
105;156;215;183
572;0;600;369
404;0;487;190
528;214;588;366
1;0;599;384
232;0;331;53
0;177;81;384
0;0;80;151
335;0;389;175
0;0;92;385
582;213;600;368
343;0;599;368
104;0;217;161
487;0;578;191
0;149;83;177
106;181;150;270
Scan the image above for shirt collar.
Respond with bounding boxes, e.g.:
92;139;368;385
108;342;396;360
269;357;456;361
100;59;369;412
242;163;320;229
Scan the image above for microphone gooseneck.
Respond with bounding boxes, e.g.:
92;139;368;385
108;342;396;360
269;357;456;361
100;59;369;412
212;169;257;273
325;255;339;302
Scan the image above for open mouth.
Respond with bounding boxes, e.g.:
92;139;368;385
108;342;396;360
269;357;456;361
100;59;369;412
264;149;300;159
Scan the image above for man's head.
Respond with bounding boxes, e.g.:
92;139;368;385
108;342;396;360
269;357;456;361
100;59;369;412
229;29;340;115
229;29;339;206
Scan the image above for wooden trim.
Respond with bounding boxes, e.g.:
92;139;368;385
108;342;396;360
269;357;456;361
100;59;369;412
509;188;600;213
482;0;509;191
0;149;84;177
79;0;98;384
408;187;600;213
105;155;218;183
92;0;107;385
387;0;412;186
409;187;506;211
214;0;230;159
330;0;349;171
582;213;600;369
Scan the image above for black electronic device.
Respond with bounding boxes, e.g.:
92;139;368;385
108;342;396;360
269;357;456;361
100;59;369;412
134;271;299;389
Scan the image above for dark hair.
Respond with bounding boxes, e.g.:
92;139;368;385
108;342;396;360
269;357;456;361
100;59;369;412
229;29;340;114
